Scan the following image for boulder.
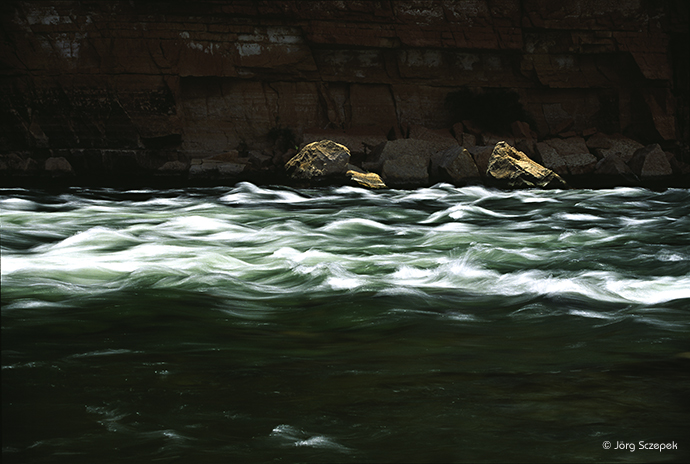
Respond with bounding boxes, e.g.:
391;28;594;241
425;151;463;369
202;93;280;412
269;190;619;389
590;134;644;162
362;138;438;187
563;152;598;175
486;142;568;189
362;138;431;172
543;137;598;175
156;160;189;176
44;157;75;177
585;131;612;149
594;153;637;183
465;145;494;176
285;139;350;180
345;164;387;189
628;144;673;178
430;145;480;184
535;142;568;176
382;155;429;187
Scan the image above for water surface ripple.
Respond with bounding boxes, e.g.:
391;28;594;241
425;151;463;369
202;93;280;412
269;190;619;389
2;183;689;463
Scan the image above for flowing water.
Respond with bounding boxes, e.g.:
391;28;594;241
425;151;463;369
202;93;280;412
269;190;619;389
2;183;689;463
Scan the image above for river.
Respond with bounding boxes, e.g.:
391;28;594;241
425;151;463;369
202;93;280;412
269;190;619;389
2;183;689;463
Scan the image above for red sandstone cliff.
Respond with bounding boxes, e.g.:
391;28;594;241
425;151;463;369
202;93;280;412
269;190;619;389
0;0;688;184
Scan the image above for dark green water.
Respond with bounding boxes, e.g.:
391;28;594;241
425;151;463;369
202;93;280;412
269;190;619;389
2;183;689;463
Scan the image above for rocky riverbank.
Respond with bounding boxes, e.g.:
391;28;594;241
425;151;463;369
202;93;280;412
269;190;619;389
2;123;689;189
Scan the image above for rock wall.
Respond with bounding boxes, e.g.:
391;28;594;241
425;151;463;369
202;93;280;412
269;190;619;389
1;0;688;185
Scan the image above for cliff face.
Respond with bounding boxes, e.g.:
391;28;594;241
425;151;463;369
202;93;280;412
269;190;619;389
1;0;688;183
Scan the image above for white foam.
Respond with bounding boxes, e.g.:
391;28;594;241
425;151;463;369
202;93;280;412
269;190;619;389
325;275;365;291
270;424;350;452
376;287;430;298
619;217;660;226
568;309;615;320
656;251;687;262
392;265;433;281
443;312;478;322
555;213;603;221
221;183;312;204
320;217;393;233
3;184;688;311
164;215;232;232
70;349;134;358
0;198;37;210
606;276;690;305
